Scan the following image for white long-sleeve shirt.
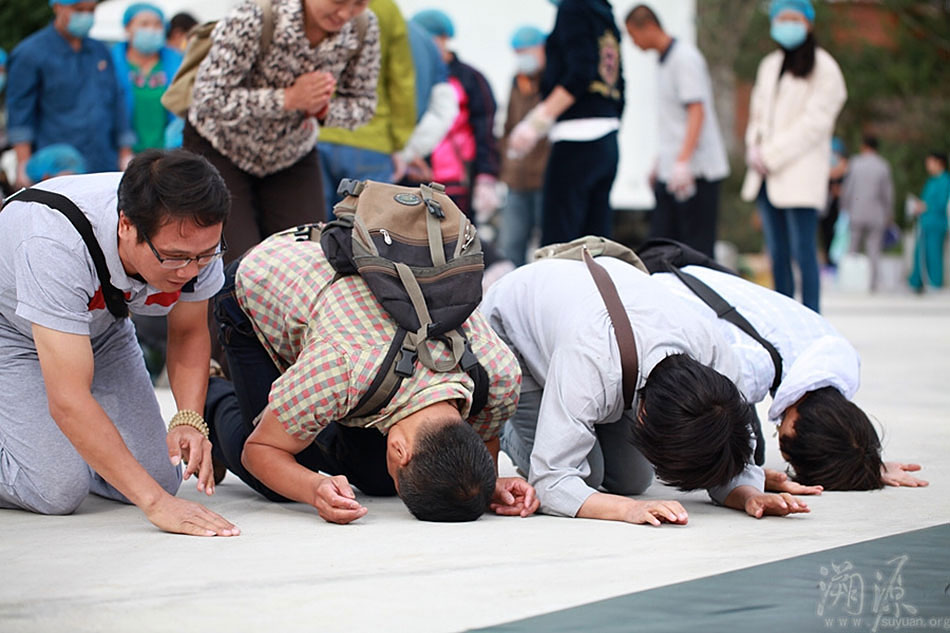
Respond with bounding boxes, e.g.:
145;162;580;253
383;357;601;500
480;258;763;517
653;266;860;424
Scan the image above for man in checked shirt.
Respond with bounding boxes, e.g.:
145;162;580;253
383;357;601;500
203;229;537;524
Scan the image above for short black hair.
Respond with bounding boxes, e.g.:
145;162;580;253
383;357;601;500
398;418;495;522
780;387;883;490
862;135;879;151
632;354;754;491
118;149;230;243
927;151;948;169
167;12;198;37
625;4;662;29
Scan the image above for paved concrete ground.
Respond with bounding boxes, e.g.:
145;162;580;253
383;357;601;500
1;285;948;633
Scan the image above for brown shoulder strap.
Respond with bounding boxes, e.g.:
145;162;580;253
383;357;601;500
582;248;638;410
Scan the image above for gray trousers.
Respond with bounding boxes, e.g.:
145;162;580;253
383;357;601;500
501;385;654;496
0;317;181;515
849;222;885;291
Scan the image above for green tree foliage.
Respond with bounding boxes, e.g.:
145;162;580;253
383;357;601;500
0;0;53;54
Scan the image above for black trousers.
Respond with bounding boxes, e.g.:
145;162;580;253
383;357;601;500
204;260;396;501
650;178;722;259
540;131;619;246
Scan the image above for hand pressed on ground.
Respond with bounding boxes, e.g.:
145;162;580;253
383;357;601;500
490;477;539;517
881;462;928;487
312;475;368;524
764;468;823;496
144;494;240;537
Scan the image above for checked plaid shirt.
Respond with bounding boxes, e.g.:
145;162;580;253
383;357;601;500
235;231;520;443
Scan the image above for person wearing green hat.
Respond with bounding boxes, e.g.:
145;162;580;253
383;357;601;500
7;1;134;187
110;3;183;154
740;0;847;313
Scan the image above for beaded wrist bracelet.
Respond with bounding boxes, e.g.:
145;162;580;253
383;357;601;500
168;409;210;440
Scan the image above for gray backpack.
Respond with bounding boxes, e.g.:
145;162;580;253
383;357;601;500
300;179;488;418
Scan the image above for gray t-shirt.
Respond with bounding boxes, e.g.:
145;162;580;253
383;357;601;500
656;39;729;183
0;172;224;341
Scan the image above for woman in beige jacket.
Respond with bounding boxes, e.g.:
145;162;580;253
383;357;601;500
741;0;846;313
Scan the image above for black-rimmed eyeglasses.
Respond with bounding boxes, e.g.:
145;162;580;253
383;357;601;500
143;234;228;270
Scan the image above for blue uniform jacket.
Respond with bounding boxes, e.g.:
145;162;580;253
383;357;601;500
7;24;134;173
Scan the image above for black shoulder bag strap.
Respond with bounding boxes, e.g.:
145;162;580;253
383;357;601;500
667;265;775;466
3;189;129;319
667;266;781;395
582;249;639;411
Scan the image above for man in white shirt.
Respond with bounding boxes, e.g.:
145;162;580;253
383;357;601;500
625;5;729;258
651;262;927;490
481;257;810;525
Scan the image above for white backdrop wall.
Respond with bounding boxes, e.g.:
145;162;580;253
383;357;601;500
92;0;695;209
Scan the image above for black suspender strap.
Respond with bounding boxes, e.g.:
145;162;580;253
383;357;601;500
3;188;129;319
582;249;639;410
667;266;782;395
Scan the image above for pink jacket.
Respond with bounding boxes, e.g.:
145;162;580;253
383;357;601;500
430;77;475;184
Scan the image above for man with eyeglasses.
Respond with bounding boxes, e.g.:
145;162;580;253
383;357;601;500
0;149;239;537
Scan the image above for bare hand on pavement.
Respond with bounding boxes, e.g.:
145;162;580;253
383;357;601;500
490;477;539;517
881;462;928;487
745;492;809;518
312;475;367;524
764;468;823;496
624;499;689;526
145;494;239;536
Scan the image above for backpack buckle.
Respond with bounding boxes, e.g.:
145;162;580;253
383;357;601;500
459;341;478;372
420;183;445;219
394;347;417;377
424;198;444;219
292;224;321;241
336;178;364;198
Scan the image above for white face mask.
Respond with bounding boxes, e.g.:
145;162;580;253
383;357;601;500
515;52;540;76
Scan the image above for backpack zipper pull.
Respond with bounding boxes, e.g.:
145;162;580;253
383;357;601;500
380;228;392;245
461;224;475;251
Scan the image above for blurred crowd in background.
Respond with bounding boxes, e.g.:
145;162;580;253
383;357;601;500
0;0;948;381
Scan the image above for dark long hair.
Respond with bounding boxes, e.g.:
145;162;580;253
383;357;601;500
780;32;816;78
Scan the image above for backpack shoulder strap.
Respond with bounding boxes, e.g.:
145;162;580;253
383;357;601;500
459;334;489;417
254;0;276;52
355;12;370;46
348;328;412;419
348;11;370;62
3;189;128;319
668;266;782;395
